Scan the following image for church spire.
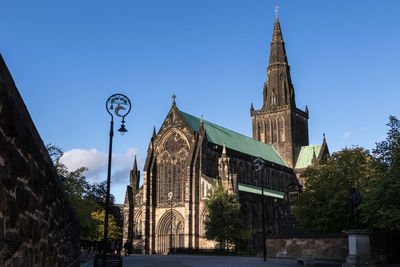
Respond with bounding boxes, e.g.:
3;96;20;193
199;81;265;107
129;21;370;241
269;17;287;64
130;155;140;190
133;155;138;172
262;15;296;110
251;12;309;168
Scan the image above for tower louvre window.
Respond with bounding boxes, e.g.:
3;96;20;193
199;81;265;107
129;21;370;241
280;117;285;142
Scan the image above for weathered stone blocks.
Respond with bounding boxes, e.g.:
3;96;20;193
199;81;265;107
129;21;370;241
0;54;80;266
267;237;348;261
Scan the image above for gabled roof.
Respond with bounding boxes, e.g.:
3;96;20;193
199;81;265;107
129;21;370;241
295;144;322;169
180;111;287;167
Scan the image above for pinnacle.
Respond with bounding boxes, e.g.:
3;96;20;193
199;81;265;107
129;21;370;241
133;155;138;171
222;143;227;156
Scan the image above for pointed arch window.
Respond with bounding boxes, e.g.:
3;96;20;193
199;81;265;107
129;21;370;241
157;130;189;205
279;117;285;142
271;92;276;105
264;120;268;143
271;120;277;143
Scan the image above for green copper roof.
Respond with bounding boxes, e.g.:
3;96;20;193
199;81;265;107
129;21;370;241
238;183;284;199
295;144;322;169
181;111;287;167
209;177;284;199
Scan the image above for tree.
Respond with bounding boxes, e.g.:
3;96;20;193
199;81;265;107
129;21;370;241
295;116;400;234
295;147;374;233
86;181;114;204
204;182;250;251
91;210;122;241
86;181;122;227
47;144;100;240
362;116;400;232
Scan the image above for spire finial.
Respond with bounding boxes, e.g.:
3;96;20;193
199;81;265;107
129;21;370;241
222;143;227;156
152;126;156;138
200;114;204;128
275;5;279;19
172;94;176;104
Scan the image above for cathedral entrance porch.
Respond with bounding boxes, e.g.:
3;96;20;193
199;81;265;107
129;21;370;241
156;209;185;254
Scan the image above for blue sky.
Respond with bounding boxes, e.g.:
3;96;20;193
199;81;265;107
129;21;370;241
1;0;399;204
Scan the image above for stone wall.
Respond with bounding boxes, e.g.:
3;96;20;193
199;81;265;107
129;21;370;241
266;237;348;261
0;54;80;266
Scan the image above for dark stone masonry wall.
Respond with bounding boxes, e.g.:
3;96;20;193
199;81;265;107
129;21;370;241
266;237;348;261
0;54;80;266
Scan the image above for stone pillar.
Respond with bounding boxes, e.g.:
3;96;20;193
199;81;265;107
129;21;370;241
343;229;376;267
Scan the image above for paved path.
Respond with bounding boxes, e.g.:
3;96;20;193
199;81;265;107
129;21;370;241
122;255;342;267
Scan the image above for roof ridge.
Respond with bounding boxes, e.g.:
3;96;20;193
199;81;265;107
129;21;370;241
180;111;288;167
180;111;252;138
181;111;275;147
301;144;322;148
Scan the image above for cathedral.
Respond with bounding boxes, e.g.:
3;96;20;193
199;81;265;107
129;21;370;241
122;16;329;254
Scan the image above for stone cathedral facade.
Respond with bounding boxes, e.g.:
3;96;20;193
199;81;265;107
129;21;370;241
123;17;329;254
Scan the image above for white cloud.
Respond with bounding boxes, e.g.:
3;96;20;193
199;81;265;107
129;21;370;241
343;131;352;138
60;147;140;184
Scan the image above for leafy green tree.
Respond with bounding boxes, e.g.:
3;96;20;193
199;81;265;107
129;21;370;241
204;182;250;251
87;181;113;204
91;210;122;241
86;181;122;227
46;144;100;240
295;147;374;233
362;116;400;232
295;116;400;234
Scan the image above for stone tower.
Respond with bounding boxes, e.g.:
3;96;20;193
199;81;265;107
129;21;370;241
251;17;309;168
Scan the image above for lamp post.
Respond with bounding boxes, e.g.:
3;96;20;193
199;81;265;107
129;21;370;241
253;158;266;262
167;191;174;253
104;94;131;258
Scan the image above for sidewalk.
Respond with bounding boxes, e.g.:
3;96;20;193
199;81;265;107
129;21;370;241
122;254;343;267
79;249;94;267
121;254;400;267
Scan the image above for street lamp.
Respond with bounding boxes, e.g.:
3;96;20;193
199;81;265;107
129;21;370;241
253;158;266;262
167;191;174;253
104;94;131;257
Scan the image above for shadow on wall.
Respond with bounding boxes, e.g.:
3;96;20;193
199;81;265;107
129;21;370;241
0;54;80;266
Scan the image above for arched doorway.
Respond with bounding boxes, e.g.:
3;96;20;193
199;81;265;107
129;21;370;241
156;209;184;253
